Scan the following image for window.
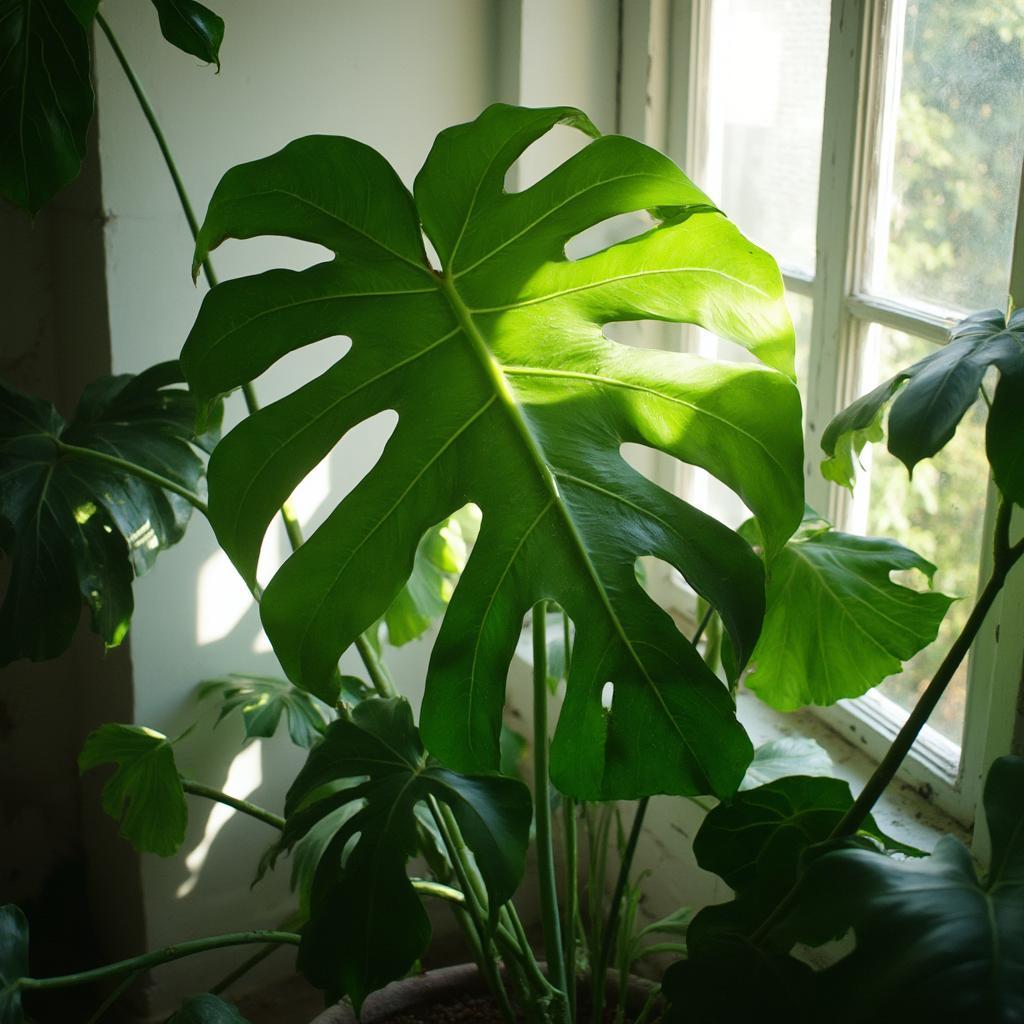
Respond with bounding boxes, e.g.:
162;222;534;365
635;0;1024;823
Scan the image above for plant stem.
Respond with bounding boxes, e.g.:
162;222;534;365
411;879;466;905
17;932;300;992
84;969;141;1024
355;633;397;698
210;942;280;997
750;499;1022;946
532;602;571;1022
833;498;1019;839
427;796;517;1024
56;441;208;515
181;779;285;830
562;797;579;1019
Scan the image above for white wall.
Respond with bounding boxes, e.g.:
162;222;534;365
93;0;504;1009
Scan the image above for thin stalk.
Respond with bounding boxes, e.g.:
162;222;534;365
411;879;465;905
17;932;300;992
751;499;1023;946
56;441;208;515
633;985;663;1024
181;779;285;831
834;497;1017;838
592;608;716;1022
210;942;280;997
84;969;141;1024
562;797;579;1019
532;602;571;1023
428;796;517;1024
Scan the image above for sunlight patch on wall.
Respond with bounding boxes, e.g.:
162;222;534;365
196;548;256;646
176;742;263;898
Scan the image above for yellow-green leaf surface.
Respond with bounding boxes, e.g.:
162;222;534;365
79;723;187;856
182;104;804;800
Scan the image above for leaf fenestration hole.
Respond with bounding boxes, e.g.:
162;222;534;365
503;124;593;194
565;210;654;261
600;681;614;711
250;334;353;405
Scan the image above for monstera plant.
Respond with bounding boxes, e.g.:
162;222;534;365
3;9;1024;1023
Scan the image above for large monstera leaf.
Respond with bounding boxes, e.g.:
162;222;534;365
182;103;804;800
274;698;532;1011
0;362;216;664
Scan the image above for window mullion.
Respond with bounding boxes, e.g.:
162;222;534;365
805;0;876;521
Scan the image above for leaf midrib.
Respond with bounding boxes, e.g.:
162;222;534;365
438;272;706;780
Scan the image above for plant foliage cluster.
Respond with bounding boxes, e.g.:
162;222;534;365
1;5;1023;1024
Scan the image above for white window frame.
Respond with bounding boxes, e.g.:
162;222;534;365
622;0;1024;828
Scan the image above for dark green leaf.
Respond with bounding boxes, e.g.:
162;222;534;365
65;0;99;25
498;723;527;778
694;776;919;905
822;307;1024;488
740;737;833;791
0;0;93;212
0;906;28;1024
182;103;805;800
987;362;1024;505
662;944;817;1024
744;511;952;710
79;723;187;856
789;755;1024;1022
381;505;479;646
149;0;224;67
0;362;213;665
168;995;251;1024
272;697;531;1011
199;674;331;748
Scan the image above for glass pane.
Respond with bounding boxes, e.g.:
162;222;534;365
865;0;1024;314
702;0;830;273
849;324;989;746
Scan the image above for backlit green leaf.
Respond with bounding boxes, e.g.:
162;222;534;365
199;674;332;748
744;512;952;710
0;362;215;665
149;0;224;68
182;103;804;800
822;308;1024;489
270;697;531;1011
79;723;187;856
0;0;93;213
0;905;28;1024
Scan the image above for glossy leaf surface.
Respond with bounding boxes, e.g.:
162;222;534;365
740;737;833;791
79;723;187;856
149;0;224;68
168;995;250;1024
0;906;27;1024
792;755;1024;1022
0;0;92;213
822;308;1024;495
0;363;214;664
199;674;331;747
744;512;952;710
183;103;804;799
275;698;531;1010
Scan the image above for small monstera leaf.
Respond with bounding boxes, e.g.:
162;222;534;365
0;0;93;213
788;755;1024;1022
0;362;216;665
198;674;334;748
182;103;804;800
149;0;225;68
0;905;28;1024
274;697;531;1010
743;510;952;710
822;308;1024;497
79;724;187;857
380;505;480;646
168;995;251;1024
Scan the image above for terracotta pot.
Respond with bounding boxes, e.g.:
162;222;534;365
309;963;660;1023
